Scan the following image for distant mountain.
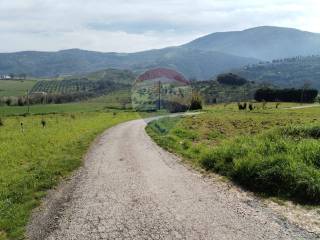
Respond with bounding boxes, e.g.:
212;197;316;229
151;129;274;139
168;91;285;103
234;55;320;89
0;49;122;77
125;47;258;80
1;26;320;81
0;48;258;80
184;26;320;60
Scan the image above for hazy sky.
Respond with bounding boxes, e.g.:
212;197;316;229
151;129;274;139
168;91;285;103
0;0;319;53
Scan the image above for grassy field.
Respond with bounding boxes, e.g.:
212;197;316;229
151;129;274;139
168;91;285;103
0;80;36;97
147;103;320;205
0;102;108;116
0;90;133;117
0;111;139;240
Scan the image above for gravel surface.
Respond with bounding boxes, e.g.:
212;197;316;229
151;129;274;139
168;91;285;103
28;117;317;240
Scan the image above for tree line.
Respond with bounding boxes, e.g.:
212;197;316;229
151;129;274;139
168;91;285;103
0;92;96;106
254;88;318;103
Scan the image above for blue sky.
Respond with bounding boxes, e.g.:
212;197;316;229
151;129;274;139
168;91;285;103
0;0;319;52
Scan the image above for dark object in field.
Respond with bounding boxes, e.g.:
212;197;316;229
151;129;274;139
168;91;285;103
70;114;76;120
20;122;24;132
41;119;46;128
248;103;255;111
189;93;203;110
0;118;3;126
238;102;247;110
5;98;12;106
113;112;117;116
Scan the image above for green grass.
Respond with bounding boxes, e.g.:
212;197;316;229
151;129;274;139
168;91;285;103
0;80;36;97
0;90;135;117
147;103;320;205
0;102;109;116
0;112;139;240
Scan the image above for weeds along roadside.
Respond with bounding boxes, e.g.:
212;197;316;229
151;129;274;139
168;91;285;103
0;111;139;240
146;111;320;205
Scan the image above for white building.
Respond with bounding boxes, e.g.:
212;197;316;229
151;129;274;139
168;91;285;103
0;75;12;80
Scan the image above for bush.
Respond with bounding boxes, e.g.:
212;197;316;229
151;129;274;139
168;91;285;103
217;73;248;86
162;97;189;113
165;101;189;113
0;118;4;127
5;98;12;106
17;97;26;106
189;93;202;110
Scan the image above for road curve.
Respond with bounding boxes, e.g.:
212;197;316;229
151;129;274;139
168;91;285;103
30;117;316;240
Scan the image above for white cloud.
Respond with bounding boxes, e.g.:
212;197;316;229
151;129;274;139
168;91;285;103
0;0;319;52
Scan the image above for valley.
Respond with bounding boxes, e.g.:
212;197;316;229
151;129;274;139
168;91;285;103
1;24;320;240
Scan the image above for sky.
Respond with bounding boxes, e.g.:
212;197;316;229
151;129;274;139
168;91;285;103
0;0;319;53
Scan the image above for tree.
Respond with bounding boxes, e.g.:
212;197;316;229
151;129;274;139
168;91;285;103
17;97;25;106
189;92;202;110
217;73;248;86
5;98;12;106
255;88;318;103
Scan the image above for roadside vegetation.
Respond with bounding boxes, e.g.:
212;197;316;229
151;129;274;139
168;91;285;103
146;104;320;205
0;111;138;240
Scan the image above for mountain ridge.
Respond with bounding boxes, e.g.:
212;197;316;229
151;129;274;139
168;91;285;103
1;26;320;81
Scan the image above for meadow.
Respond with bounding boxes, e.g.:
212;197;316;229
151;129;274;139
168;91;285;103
0;80;36;97
0;102;108;116
0;90;133;117
147;103;320;205
0;111;139;240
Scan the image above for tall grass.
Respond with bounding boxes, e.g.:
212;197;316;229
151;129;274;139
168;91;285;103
0;112;138;240
147;113;320;205
201;126;320;203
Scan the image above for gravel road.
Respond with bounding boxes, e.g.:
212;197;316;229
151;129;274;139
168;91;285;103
28;116;317;240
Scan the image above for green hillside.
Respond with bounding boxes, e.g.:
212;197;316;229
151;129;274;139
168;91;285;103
234;55;320;89
1;27;320;82
0;48;258;80
30;69;136;95
185;26;320;60
193;79;263;103
65;68;136;84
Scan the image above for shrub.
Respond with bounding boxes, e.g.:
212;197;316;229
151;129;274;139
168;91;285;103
5;98;12;106
41;119;46;128
162;99;189;113
217;73;248;86
189;93;202;110
17;97;26;106
0;118;4;127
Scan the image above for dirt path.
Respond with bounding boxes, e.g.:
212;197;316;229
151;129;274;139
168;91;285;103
28;116;316;240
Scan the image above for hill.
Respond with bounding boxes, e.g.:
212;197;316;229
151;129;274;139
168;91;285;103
193;79;262;104
233;55;320;89
1;26;320;82
30;69;135;96
0;48;257;80
184;26;320;60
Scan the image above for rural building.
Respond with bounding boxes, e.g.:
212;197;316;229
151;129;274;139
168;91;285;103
0;75;12;80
